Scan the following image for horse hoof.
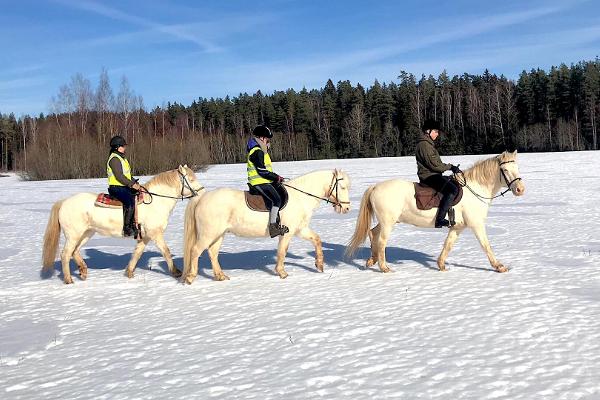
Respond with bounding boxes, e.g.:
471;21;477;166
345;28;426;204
315;262;324;272
184;275;195;285
171;269;182;278
125;270;134;279
79;269;88;280
215;274;230;281
366;258;375;268
495;264;508;273
380;266;392;273
278;272;289;279
64;276;74;284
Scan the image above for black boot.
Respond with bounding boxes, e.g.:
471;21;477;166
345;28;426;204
435;193;454;228
122;206;136;237
269;223;289;238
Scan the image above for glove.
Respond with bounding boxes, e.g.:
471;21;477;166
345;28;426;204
450;165;461;174
276;176;286;183
131;182;142;191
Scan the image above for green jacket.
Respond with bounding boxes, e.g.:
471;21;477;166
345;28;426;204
415;134;451;181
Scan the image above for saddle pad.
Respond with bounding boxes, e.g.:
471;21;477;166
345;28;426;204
94;193;145;209
244;185;289;212
414;182;463;211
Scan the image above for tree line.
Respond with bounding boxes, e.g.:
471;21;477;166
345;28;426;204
0;59;598;180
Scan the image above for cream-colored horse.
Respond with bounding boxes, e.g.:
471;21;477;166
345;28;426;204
42;165;204;284
347;151;525;273
182;169;351;284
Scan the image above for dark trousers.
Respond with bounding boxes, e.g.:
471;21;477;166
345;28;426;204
421;175;459;222
252;183;282;208
109;185;136;231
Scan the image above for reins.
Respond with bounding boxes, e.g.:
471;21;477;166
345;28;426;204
139;170;203;204
454;160;522;203
283;171;350;207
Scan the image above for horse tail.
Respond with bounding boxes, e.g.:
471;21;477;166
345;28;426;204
346;185;375;258
182;196;201;279
42;200;64;272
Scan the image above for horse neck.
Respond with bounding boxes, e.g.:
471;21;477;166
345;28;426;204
465;159;503;200
144;181;181;210
289;170;332;203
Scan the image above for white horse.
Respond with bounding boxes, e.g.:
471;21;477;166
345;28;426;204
42;165;205;284
182;169;351;284
347;151;525;273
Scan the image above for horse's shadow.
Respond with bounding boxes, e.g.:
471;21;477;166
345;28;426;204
41;248;175;281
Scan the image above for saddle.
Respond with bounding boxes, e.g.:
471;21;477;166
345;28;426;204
94;193;145;209
244;184;289;212
414;181;463;210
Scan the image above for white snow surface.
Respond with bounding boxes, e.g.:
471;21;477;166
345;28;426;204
1;152;599;400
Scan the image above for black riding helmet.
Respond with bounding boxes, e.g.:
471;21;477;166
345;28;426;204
253;125;273;138
109;135;127;148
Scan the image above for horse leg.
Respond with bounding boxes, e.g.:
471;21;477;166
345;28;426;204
437;227;464;271
297;227;324;272
208;235;229;281
376;223;393;273
184;239;210;285
72;231;94;280
61;235;79;284
152;233;180;278
275;235;293;279
366;223;381;269
125;237;150;278
472;224;508;272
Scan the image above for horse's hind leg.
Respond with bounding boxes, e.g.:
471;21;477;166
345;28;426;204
437;227;464;271
366;224;381;269
376;222;393;273
184;239;210;285
297;227;324;272
72;231;94;280
125;237;150;278
208;235;229;281
61;234;79;284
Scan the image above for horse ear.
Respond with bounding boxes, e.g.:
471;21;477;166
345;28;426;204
512;150;518;157
183;164;188;168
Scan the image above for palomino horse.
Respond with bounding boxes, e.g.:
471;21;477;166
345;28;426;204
42;165;204;284
182;169;351;284
347;151;525;273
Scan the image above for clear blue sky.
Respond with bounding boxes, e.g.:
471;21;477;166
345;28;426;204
1;0;599;116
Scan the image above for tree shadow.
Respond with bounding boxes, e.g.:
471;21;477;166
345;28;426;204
40;248;175;281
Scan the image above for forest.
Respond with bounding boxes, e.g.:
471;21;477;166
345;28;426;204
1;59;598;179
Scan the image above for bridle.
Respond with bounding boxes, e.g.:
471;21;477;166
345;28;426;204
283;171;350;208
455;159;522;202
140;169;204;204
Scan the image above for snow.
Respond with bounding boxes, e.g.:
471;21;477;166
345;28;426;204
1;151;599;399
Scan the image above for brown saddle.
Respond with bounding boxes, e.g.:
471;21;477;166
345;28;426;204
94;193;145;209
414;181;463;210
244;185;289;212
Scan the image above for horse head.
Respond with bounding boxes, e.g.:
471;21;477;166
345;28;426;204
178;164;205;197
329;169;351;214
498;151;525;196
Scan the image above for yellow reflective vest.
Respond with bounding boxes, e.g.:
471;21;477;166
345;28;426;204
107;153;132;186
247;146;273;186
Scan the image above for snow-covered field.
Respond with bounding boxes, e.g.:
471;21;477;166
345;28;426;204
1;152;599;399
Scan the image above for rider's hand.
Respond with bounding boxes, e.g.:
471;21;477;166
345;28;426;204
131;182;141;191
450;165;461;174
276;176;286;183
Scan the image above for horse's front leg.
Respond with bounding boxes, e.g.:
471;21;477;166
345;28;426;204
472;224;508;272
297;227;324;272
275;234;293;279
152;233;180;277
437;227;464;271
125;237;150;278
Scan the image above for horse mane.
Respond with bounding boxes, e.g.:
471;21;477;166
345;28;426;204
463;152;513;185
145;169;180;189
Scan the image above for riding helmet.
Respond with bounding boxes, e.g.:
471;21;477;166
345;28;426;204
109;135;128;148
253;125;273;138
422;119;441;133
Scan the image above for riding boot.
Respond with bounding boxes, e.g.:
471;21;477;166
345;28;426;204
435;193;454;228
269;223;289;238
122;206;136;237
